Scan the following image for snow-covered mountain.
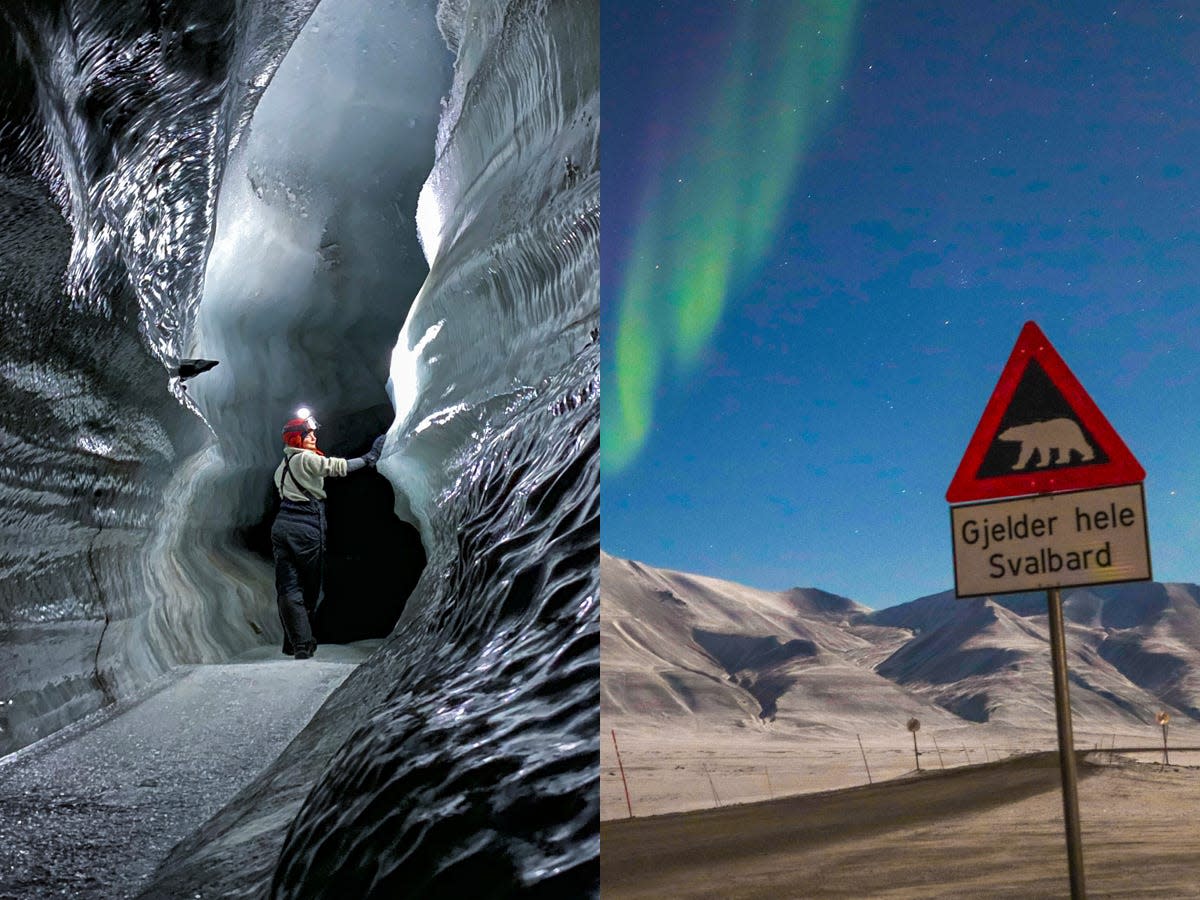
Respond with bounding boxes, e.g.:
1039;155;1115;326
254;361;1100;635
601;551;1200;736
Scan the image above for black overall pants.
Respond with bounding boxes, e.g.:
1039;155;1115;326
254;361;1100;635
271;498;326;654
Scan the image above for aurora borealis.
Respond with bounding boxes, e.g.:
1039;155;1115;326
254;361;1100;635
603;2;1200;607
603;1;859;472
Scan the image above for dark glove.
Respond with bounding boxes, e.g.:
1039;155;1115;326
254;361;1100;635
363;434;386;467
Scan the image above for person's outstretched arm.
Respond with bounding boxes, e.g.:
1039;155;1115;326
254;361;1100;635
337;435;385;474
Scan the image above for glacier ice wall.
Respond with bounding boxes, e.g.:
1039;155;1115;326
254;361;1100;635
0;0;597;887
153;0;449;664
0;0;325;753
383;0;600;541
0;0;445;753
190;0;450;472
145;0;600;894
274;0;601;884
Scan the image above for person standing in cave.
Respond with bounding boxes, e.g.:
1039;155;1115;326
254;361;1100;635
272;412;386;659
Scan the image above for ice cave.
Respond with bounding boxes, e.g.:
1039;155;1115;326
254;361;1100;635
0;0;598;894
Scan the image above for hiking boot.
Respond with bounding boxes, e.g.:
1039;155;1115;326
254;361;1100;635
294;648;311;660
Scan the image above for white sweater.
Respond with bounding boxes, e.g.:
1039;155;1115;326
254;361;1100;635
274;447;349;501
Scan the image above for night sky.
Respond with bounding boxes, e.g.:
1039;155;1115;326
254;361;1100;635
601;1;1200;608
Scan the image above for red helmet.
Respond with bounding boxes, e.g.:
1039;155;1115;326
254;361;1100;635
282;413;319;448
281;416;318;435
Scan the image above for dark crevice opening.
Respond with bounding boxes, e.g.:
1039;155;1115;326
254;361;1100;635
238;402;426;645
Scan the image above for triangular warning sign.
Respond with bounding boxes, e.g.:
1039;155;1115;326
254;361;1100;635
946;321;1144;503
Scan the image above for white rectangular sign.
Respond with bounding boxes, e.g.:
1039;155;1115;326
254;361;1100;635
950;483;1151;597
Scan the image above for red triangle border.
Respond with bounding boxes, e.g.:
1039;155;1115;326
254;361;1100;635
946;321;1145;503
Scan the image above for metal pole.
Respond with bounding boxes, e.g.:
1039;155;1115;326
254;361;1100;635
931;734;946;770
611;729;633;818
702;762;721;807
912;731;921;772
1162;723;1170;766
857;733;873;785
1047;587;1086;899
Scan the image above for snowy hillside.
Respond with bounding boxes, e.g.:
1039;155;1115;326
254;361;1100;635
602;551;1200;736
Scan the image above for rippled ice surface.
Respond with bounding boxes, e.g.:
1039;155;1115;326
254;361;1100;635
273;347;598;895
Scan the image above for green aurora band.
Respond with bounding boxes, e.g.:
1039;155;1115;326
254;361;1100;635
604;2;860;472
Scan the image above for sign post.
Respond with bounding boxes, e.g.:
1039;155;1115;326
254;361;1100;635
1047;586;1085;900
946;322;1151;900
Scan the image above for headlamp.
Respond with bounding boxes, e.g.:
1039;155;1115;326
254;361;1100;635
295;407;319;431
282;407;320;435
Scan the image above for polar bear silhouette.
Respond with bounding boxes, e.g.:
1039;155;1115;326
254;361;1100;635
998;418;1094;469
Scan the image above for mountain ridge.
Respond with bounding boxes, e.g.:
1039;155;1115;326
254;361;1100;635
601;551;1200;735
